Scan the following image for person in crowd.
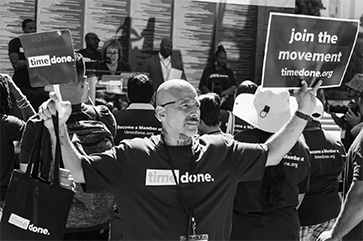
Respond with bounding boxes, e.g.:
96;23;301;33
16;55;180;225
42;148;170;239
77;32;102;61
198;92;229;137
37;78;320;240
318;90;363;241
349;97;363;138
218;80;257;135
112;73;161;144
110;73;161;240
297;98;346;241
199;45;237;111
141;37;187;91
232;80;258;135
230;87;311;241
8;19;43;106
235;80;258;96
93;38;132;79
20;53;117;240
0;73;36;209
328;73;363;150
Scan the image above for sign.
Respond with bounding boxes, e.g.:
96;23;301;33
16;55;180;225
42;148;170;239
19;29;77;87
261;13;359;89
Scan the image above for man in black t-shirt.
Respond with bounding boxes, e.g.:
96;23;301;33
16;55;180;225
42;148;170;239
298;98;346;241
8;19;43;105
112;73;161;145
77;32;102;61
37;78;321;240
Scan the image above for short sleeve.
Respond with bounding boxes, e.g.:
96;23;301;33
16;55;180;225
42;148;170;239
8;38;20;55
229;139;268;182
81;145;126;192
1;115;25;142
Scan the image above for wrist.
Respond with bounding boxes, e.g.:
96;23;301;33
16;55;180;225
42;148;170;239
295;110;313;122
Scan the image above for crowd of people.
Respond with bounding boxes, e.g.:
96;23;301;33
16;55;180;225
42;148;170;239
1;18;363;241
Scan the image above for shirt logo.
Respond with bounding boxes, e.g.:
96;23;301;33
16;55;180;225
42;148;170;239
145;169;215;186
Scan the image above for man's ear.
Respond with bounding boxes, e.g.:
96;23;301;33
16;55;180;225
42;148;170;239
155;106;166;122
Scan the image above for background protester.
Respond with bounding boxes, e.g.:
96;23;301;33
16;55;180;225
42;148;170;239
318;92;363;241
318;127;363;241
231;87;311;241
112;73;161;144
218;80;257;135
298;98;346;241
329;73;363;150
198;92;226;136
142;37;187;91
110;73;161;240
77;32;102;61
199;45;237;111
8;19;43;106
232;80;258;135
0;73;36;208
93;38;132;79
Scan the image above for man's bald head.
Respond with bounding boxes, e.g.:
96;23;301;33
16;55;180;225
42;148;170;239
156;79;197;106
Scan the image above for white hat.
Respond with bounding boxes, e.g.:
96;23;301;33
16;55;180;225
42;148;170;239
311;98;324;121
233;87;297;133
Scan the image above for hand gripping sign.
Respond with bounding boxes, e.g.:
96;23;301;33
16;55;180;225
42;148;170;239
20;29;77;117
261;13;359;89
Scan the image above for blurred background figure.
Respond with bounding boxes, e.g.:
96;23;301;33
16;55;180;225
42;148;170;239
8;19;43;107
199;45;237;111
77;32;102;61
328;73;363;150
232;80;258;135
198;92;229;136
219;80;258;135
93;38;132;79
142;37;187;91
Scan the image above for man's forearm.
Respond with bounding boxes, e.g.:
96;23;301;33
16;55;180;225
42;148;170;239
330;181;363;239
50;123;85;183
265;112;307;166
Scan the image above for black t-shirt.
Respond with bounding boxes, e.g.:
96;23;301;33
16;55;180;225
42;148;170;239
112;105;161;145
8;37;31;87
298;121;346;226
199;65;237;111
231;128;311;241
81;134;268;240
